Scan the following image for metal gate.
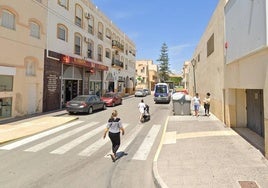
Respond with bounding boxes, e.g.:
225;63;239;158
246;89;264;137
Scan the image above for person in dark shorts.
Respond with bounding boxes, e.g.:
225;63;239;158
103;110;125;162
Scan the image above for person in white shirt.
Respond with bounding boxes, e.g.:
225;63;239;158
192;93;201;116
138;99;146;122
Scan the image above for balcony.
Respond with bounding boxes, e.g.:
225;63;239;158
112;40;124;52
112;58;124;69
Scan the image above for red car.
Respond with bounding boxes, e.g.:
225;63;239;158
101;92;123;107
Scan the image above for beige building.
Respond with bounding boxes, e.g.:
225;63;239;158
0;0;136;116
0;0;48;119
187;0;268;158
135;60;158;91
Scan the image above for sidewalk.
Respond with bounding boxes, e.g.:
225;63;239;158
0;110;78;144
153;114;268;188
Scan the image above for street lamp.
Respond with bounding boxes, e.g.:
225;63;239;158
191;58;197;94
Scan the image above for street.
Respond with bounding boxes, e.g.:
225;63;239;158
0;95;171;188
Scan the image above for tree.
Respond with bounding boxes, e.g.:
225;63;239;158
157;42;170;82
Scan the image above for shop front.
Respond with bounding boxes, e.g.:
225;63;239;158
43;51;108;112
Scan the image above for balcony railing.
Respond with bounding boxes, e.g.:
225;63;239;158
112;40;124;52
112;58;124;68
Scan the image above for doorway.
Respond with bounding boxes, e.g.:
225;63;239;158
246;89;264;137
64;80;82;102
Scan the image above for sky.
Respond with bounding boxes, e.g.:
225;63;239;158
91;0;219;74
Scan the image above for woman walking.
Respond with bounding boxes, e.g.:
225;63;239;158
192;93;201;117
103;110;125;162
203;92;211;116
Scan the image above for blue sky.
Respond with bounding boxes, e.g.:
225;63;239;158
91;0;219;74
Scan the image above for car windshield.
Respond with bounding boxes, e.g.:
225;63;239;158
103;93;114;97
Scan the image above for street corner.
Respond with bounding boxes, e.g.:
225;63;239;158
0;116;79;144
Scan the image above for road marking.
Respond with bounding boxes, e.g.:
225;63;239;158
132;124;161;161
24;122;99;152
176;130;238;140
50;124;107;154
79;124;129;157
104;124;143;158
0;121;84;150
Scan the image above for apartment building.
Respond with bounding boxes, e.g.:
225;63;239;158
0;0;48;118
44;0;136;112
135;60;158;91
187;0;268;158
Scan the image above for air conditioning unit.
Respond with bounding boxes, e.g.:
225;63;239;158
84;37;90;43
85;12;91;19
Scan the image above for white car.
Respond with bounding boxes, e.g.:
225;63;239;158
135;89;146;97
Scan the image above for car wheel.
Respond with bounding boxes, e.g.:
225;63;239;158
68;111;73;115
88;107;93;114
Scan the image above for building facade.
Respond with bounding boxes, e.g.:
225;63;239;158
0;0;48;119
135;60;158;91
0;0;136;118
44;0;136;112
187;0;268;158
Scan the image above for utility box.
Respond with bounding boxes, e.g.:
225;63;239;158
172;93;191;115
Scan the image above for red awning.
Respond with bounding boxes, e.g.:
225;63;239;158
60;55;108;71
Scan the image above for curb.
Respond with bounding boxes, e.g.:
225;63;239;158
152;116;170;188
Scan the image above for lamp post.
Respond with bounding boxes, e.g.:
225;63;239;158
191;58;197;94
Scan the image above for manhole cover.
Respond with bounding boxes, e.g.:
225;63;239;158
238;181;259;188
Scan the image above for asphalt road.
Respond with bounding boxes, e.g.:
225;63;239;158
0;94;172;188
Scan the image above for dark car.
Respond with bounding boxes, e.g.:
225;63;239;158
101;92;123;107
66;95;106;114
143;89;151;95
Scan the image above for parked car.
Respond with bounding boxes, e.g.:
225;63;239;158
135;89;146;97
66;95;106;114
143;89;151;95
101;92;123;107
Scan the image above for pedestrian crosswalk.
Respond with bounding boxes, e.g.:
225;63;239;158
0;120;162;161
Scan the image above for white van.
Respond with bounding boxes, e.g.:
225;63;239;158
153;83;171;103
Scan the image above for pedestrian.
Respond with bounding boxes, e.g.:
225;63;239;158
203;92;211;116
192;93;201;117
103;110;125;162
138;99;146;123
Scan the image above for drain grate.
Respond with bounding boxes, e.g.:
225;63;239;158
238;181;259;188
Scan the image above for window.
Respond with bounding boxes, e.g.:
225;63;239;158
87;42;93;59
74;34;81;55
207;33;214;57
105;48;111;58
30;21;40;39
58;0;68;9
26;61;36;76
88;16;94;35
106;28;111;39
97;45;103;62
0;75;13;91
1;10;15;30
57;24;67;41
0;97;12;118
75;4;83;28
98;22;103;40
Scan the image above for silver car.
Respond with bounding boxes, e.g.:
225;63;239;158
135;89;146;97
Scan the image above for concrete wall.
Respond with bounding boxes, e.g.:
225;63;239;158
225;0;266;63
190;0;226;121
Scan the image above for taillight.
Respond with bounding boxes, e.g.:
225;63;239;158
66;101;70;106
81;102;87;107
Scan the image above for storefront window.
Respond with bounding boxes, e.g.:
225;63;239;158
0;97;12;118
0;75;13;91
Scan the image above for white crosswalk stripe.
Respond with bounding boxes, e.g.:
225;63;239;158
0;121;83;150
79;124;129;157
50;124;107;154
24;122;99;152
0;121;162;162
132;124;161;160
104;124;143;157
